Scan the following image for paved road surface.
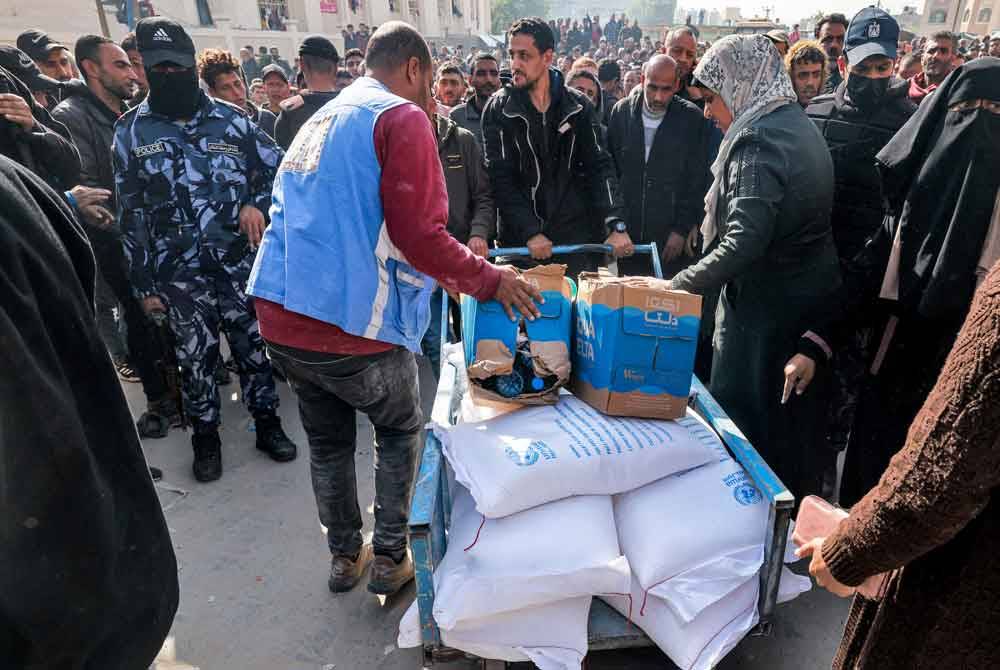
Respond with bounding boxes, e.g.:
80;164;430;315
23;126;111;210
129;356;850;670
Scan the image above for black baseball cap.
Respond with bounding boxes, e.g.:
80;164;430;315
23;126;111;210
135;17;196;68
299;35;340;62
16;29;67;62
0;45;61;92
844;6;899;64
261;63;289;82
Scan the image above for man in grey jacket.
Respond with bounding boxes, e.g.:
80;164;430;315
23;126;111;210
52;34;175;435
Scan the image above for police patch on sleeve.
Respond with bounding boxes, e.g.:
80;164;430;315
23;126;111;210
133;141;166;157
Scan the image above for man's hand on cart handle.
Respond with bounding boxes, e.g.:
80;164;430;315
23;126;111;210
494;266;544;322
782;354;816;404
795;538;855;598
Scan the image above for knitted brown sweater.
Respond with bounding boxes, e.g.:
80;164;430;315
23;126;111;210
820;260;1000;669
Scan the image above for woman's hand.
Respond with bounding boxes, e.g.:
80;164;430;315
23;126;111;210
795;538;856;598
782;353;816;403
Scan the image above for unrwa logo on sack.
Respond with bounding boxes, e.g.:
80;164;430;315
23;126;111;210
505;440;557;467
733;483;763;506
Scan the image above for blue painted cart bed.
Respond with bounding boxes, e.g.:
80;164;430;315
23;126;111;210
407;244;795;668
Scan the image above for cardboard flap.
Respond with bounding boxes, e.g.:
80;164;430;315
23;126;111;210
529;339;571;382
467;339;514;380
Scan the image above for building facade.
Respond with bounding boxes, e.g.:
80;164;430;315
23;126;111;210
0;0;492;62
918;0;998;36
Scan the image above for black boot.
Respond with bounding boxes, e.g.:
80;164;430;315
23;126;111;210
254;411;297;462
191;426;223;482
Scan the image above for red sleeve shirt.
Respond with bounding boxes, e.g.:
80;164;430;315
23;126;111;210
257;101;501;355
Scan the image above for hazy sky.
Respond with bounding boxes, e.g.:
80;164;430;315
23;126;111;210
679;0;912;26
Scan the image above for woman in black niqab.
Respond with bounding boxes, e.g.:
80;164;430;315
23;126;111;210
833;57;1000;505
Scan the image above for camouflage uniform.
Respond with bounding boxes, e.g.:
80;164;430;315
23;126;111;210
113;92;283;427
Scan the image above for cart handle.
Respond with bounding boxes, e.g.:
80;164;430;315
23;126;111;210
489;242;663;281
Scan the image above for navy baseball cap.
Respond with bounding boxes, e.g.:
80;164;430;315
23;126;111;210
136;17;196;68
845;6;899;64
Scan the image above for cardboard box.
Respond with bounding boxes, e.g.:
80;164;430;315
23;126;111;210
461;265;574;405
571;271;701;420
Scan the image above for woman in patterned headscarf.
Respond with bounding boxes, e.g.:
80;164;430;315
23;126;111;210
670;34;842;503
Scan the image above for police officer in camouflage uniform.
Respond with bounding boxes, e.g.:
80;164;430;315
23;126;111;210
113;17;296;482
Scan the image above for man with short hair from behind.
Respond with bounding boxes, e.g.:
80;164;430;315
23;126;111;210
274;36;340;149
897;52;922;80
450;53;500;147
248;21;541;596
199;48;277;138
909;30;956;104
785;40;827;107
816;13;849;93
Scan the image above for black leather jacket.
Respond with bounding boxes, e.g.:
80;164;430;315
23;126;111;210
482;68;624;248
606;88;710;244
52;82;120;211
806;79;915;263
671;104;840;300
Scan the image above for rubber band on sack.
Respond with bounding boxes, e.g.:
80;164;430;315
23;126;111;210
463;515;486;551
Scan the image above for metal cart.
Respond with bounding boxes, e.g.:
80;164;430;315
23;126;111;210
408;244;795;668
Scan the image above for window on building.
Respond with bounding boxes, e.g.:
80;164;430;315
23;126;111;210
929;9;947;22
259;0;289;30
977;7;992;22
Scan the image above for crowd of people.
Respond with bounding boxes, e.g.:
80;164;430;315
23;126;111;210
0;8;998;670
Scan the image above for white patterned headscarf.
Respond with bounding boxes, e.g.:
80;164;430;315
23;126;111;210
694;34;796;249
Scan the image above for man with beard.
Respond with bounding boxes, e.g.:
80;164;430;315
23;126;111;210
817;13;849;93
482;17;629;278
908;31;956;104
113;17;297;483
121;33;149;104
606;54;708;275
805;7;915;497
433;63;465;115
16;29;72;109
274;36;341;149
450;53;500;146
52;35;179;436
786;40;827;107
198;48;276;138
249;22;539;595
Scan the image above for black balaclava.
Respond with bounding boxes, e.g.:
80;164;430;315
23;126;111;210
846;74;890;112
145;66;200;119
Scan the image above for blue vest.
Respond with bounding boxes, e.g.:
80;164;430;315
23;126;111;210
248;78;437;353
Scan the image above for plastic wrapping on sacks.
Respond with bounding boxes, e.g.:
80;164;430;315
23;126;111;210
397;595;590;670
432;485;630;628
436;396;719;518
601;568;811;670
613;459;770;622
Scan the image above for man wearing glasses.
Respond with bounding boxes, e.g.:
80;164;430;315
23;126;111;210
450;53;499;147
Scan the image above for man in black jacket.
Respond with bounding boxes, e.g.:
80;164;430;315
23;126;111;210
607;54;709;276
0;47;80;194
274;35;340;150
482;17;628;277
805;7;915;495
53;35;176;435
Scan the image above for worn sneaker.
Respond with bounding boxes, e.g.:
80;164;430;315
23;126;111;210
367;552;414;595
254;412;297;462
191;430;222;482
328;544;374;593
115;358;140;383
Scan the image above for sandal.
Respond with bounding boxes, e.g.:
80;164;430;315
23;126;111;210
136;411;170;439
